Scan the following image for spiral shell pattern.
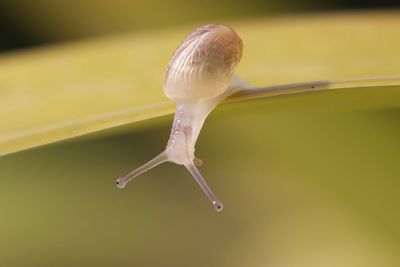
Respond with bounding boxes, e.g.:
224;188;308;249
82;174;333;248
164;24;243;101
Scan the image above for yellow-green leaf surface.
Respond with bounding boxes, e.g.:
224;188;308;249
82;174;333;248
1;10;400;156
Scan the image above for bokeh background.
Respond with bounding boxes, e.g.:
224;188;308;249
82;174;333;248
0;1;400;267
0;0;398;51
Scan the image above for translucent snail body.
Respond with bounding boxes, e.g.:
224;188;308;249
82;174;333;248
116;24;244;212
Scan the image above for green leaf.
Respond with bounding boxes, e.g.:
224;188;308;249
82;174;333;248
1;11;400;156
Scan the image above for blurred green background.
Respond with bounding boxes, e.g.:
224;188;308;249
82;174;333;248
0;1;399;267
0;0;398;51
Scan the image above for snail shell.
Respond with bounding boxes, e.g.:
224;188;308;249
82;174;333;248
164;24;243;101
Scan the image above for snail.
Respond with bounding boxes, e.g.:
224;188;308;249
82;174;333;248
116;24;248;212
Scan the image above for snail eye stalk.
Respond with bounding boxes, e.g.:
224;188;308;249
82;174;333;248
116;152;167;189
185;162;223;212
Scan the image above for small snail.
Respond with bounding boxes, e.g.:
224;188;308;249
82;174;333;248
116;24;247;212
